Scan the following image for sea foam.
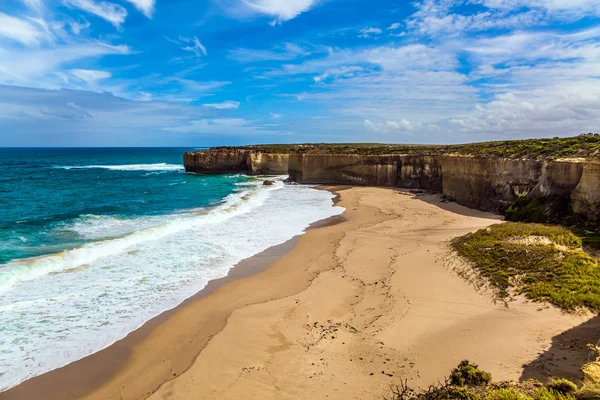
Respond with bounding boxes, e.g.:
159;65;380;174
57;163;185;171
0;179;344;391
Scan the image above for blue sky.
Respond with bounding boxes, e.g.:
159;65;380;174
1;0;599;146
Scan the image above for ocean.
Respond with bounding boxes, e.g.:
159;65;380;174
0;148;344;391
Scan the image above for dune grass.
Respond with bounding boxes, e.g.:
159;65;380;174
451;223;600;311
385;361;588;400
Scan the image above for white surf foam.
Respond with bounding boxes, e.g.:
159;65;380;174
57;163;185;171
0;180;344;391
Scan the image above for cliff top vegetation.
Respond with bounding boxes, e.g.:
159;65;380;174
204;134;600;159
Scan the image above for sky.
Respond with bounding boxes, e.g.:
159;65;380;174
0;0;600;146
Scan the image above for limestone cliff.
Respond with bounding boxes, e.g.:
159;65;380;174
184;150;288;175
184;149;599;224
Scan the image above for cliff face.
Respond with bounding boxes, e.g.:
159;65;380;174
288;154;401;186
440;157;543;212
184;149;599;223
571;160;600;222
439;157;590;214
288;154;443;190
184;150;288;175
246;153;289;175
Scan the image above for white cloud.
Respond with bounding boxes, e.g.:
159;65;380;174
449;82;600;136
313;66;364;83
407;0;600;37
228;42;311;62
168;36;207;57
0;42;130;89
20;0;43;12
203;101;241;109
67;20;91;34
270;112;282;119
69;69;111;84
63;0;127;27
364;118;424;133
387;22;401;30
162;118;286;136
359;27;382;38
241;0;317;23
125;0;155;17
472;0;600;18
0;12;48;45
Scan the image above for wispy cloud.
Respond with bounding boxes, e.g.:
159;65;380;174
125;0;155;17
228;42;311;62
239;0;317;23
167;36;207;57
63;0;127;27
0;12;48;45
162;117;287;136
0;42;131;89
67;20;91;34
19;0;43;13
69;69;112;84
358;27;382;38
203;100;240;109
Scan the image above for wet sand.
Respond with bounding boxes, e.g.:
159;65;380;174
2;186;597;400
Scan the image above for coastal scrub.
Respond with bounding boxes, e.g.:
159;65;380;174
451;223;600;311
213;133;600;159
386;361;597;400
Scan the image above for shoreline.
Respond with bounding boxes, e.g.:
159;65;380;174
0;191;345;400
3;186;599;400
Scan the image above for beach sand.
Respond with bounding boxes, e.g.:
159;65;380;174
3;186;598;400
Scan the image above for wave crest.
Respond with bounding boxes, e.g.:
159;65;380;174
57;163;184;171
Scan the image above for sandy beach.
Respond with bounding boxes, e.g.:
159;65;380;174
3;186;598;400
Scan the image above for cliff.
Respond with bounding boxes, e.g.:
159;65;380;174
183;136;600;224
184;150;289;175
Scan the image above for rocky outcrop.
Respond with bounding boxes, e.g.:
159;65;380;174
184;150;288;175
184;149;600;224
247;153;289;175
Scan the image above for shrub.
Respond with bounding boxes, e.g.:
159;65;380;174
487;388;533;400
451;223;600;311
447;386;482;400
548;379;578;395
534;388;575;400
450;360;493;387
575;384;600;400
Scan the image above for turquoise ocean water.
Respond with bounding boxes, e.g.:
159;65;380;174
0;148;343;391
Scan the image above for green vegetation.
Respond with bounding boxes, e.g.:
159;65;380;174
386;361;597;400
451;360;493;387
451;223;600;311
452;134;600;159
504;197;570;224
208;133;600;159
487;388;536;400
547;379;578;395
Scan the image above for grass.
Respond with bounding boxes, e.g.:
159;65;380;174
451;222;600;312
386;361;595;400
203;133;600;159
504;196;572;224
